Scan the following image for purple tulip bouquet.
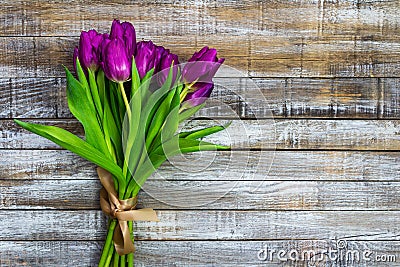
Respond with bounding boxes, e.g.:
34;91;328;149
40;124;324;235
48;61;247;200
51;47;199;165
15;20;228;266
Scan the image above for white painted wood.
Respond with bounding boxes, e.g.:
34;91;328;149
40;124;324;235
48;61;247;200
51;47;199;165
2;1;400;265
1;179;399;210
0;210;399;241
4;119;400;150
2;150;399;182
1;240;400;266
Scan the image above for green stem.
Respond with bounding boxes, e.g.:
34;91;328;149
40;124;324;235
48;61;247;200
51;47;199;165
113;252;120;267
119;81;132;184
180;86;188;103
99;219;117;267
128;221;134;266
119;82;131;122
105;244;114;267
120;255;126;267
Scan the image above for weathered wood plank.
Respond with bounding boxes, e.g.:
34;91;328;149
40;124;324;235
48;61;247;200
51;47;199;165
0;78;11;118
1;2;399;78
2;0;399;38
1;179;399;210
132;240;400;266
0;36;246;78
2;150;399;182
1;240;400;266
4;119;400;150
0;241;101;267
9;78;61;118
4;77;384;119
0;210;399;240
1;36;399;78
381;78;400;119
250;35;400;77
0;1;399;266
251;77;379;118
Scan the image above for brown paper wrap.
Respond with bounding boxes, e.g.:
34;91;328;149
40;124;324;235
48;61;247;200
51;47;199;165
97;167;159;255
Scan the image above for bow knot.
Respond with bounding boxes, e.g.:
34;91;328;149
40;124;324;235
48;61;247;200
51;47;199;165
97;167;159;255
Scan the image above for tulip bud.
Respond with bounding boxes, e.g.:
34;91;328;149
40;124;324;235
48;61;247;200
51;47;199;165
135;41;158;79
156;51;179;86
182;46;225;83
184;82;214;107
110;19;136;58
180;46;224;107
101;38;131;82
76;29;104;72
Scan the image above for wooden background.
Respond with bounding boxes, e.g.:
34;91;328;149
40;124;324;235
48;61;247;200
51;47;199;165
1;0;400;266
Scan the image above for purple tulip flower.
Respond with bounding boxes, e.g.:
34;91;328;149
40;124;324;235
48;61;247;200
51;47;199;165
156;49;179;86
101;38;131;82
184;82;214;107
110;19;136;59
135;41;180;83
75;29;104;72
180;46;224;107
135;41;159;79
182;46;225;83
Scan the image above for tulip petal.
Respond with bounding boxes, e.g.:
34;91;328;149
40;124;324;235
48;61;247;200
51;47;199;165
110;19;124;39
102;38;131;82
184;82;214;106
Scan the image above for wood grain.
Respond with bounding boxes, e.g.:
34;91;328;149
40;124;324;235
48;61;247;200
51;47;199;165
1;179;399;211
0;78;11;118
2;77;388;119
250;35;400;77
253;77;380;119
0;210;399;241
1;1;399;78
2;150;399;182
4;119;400;150
1;76;395;120
1;240;400;266
381;78;400;118
1;1;399;37
1;35;399;78
1;0;400;265
5;76;400;119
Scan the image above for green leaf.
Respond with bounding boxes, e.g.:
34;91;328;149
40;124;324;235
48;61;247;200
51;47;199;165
181;122;231;140
127;59;142;146
14;120;124;183
109;81;124;131
150;84;182;151
163;84;181;139
97;70;106;107
177;137;230;153
127;134;229;197
179;103;205;123
141;68;155;85
124;67;175;191
126;67;171;170
75;59;90;91
122;62;142;181
144;65;177;149
88;68;103;120
145;87;176;150
152;136;229;159
103;98;121;165
131;57;141;96
65;67;110;158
